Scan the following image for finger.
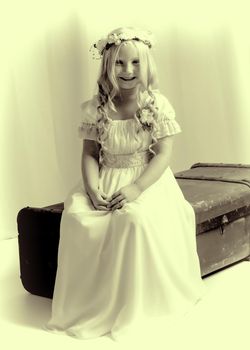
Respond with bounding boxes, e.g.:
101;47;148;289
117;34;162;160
111;191;121;200
120;199;127;206
98;200;109;207
96;205;110;211
107;198;122;208
111;200;125;211
106;191;121;202
96;200;110;208
107;194;124;208
111;204;121;211
92;199;107;209
96;195;109;205
99;191;108;199
112;199;126;210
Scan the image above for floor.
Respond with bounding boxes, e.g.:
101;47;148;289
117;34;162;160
1;237;250;350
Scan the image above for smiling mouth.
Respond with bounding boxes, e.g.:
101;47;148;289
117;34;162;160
120;77;136;81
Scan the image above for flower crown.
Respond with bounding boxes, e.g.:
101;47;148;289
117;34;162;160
90;29;154;59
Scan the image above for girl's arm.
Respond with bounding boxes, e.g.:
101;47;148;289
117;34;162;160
81;139;100;193
82;140;109;210
134;135;174;192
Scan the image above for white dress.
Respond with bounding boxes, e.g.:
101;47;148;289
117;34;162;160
45;90;206;342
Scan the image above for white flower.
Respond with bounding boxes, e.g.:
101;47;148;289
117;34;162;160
119;32;133;41
107;33;117;44
106;34;123;46
146;114;154;123
140;109;154;124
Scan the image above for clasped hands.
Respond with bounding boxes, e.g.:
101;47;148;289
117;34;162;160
88;184;142;211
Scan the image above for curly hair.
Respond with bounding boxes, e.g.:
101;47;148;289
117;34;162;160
95;28;159;164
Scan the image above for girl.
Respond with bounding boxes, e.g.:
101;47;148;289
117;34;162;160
45;27;206;342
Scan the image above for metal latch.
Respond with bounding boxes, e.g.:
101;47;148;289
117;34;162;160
220;214;229;235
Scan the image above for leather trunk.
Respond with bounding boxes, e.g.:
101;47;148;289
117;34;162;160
17;163;250;298
175;162;250;276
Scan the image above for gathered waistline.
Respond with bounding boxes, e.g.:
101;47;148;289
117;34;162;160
102;150;153;168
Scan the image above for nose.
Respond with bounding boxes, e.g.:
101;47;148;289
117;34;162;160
124;62;133;75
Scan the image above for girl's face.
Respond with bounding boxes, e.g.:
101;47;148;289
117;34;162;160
114;42;140;90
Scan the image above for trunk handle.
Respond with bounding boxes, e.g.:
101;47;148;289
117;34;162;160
175;175;250;189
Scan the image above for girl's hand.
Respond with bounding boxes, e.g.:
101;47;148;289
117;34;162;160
107;184;142;211
87;188;110;211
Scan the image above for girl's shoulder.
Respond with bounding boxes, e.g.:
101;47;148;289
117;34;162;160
151;90;174;110
78;95;99;140
80;95;99;124
148;89;176;121
148;90;181;138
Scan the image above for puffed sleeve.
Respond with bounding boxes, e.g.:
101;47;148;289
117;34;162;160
78;96;98;140
153;91;182;139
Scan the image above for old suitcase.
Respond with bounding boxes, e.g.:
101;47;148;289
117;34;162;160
175;163;250;276
17;203;63;299
17;163;250;299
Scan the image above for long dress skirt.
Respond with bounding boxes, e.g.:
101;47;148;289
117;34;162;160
45;119;206;342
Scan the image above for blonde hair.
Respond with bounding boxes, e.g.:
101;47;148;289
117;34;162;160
95;27;159;164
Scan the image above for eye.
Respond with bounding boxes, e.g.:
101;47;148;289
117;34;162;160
133;59;140;65
115;60;123;65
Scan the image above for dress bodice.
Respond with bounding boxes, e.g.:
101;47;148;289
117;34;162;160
78;90;182;156
102;119;152;155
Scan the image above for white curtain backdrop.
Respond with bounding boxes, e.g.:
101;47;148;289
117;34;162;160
1;0;249;240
